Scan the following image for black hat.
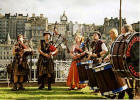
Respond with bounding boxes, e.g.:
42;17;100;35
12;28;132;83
43;31;51;36
93;31;101;39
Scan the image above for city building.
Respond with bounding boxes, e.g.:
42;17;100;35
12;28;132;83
132;21;140;32
0;33;14;67
0;13;28;39
103;17;127;34
25;13;48;40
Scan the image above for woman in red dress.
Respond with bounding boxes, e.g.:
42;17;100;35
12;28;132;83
67;35;87;90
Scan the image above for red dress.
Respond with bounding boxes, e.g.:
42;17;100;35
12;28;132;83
66;48;86;89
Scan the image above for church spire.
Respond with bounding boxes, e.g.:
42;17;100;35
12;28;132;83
6;33;11;44
63;10;66;16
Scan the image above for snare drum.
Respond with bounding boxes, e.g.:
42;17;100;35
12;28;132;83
86;65;99;90
93;63;128;96
77;61;89;84
77;60;98;90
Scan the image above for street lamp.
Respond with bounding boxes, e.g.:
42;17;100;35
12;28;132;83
0;8;2;13
119;0;122;34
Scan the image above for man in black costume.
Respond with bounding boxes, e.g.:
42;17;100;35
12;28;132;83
37;31;58;90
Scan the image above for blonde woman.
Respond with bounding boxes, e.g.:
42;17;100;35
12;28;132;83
104;28;118;62
67;35;86;90
109;28;118;41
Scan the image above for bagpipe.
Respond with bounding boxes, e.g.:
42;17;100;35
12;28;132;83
48;22;68;56
15;40;33;59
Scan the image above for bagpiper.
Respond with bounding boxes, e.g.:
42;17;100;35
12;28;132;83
37;31;58;90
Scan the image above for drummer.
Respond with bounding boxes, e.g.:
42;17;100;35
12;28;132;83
104;28;119;99
104;28;118;62
88;31;108;92
121;24;134;35
89;31;108;64
117;24;136;99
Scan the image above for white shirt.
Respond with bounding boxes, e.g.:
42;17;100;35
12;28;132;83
101;43;108;52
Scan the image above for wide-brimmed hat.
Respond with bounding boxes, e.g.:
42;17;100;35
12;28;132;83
92;31;101;39
43;31;51;36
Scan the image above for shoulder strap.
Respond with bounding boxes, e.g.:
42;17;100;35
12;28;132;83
40;40;45;50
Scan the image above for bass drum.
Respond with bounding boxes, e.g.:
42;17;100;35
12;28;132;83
93;63;127;96
111;32;140;80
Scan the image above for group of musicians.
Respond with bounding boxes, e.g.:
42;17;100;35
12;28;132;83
7;24;138;99
66;24;137;99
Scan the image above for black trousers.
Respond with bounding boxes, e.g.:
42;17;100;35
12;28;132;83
39;75;51;87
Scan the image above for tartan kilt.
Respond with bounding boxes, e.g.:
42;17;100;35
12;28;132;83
37;57;55;84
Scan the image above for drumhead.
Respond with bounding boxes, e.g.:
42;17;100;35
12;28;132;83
125;32;140;79
93;63;112;72
77;60;93;66
111;32;139;79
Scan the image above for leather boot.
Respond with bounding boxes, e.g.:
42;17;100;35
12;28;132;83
48;78;52;90
11;83;18;91
18;83;25;90
38;77;45;90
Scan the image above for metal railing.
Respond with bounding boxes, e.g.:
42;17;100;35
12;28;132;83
0;60;72;83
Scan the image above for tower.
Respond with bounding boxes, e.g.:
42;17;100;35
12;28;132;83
60;11;68;24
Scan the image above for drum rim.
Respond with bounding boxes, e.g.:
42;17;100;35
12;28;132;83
93;63;112;72
101;84;128;96
124;32;140;79
110;34;123;56
111;34;133;78
93;62;110;68
76;60;93;66
90;86;99;90
79;80;89;84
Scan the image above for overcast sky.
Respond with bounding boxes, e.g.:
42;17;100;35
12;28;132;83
0;0;140;25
